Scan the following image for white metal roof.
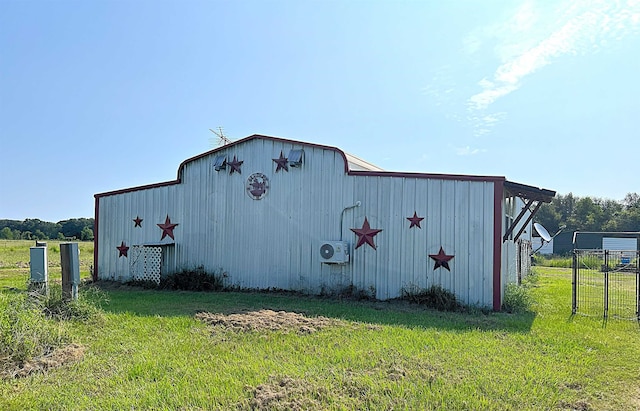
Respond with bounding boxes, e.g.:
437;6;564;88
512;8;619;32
344;152;384;171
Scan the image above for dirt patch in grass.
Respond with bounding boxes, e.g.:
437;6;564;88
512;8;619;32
557;399;592;411
1;343;85;379
242;376;327;410
195;309;339;334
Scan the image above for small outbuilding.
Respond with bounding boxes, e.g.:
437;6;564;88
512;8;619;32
94;135;555;310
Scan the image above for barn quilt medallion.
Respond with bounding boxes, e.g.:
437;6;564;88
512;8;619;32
246;173;270;200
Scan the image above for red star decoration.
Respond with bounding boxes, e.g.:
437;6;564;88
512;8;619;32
116;241;129;258
407;211;424;229
350;217;383;250
429;247;454;271
228;155;243;174
272;151;289;172
157;215;179;240
133;216;143;227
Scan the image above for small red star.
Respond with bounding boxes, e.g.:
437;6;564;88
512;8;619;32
350;217;383;250
133;216;143;227
272;151;289;172
228;155;243;174
157;215;179;240
407;211;424;229
116;241;129;258
429;246;454;271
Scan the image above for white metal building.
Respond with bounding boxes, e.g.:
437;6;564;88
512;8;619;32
94;135;555;310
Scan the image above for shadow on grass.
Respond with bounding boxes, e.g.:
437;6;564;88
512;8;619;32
96;283;536;333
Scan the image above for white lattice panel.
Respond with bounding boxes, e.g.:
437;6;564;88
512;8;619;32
130;246;162;284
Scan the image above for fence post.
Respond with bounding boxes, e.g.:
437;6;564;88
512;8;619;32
604;250;609;319
572;250;577;314
60;242;80;301
637;251;640;321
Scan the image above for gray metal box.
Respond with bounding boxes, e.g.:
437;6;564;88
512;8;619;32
29;246;48;283
61;242;80;300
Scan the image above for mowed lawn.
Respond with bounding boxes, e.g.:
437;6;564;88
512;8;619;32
1;240;639;410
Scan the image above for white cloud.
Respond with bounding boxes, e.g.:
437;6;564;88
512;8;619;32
455;145;487;156
468;0;640;112
424;0;640;138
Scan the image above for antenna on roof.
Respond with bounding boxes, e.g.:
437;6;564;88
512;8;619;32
209;127;232;147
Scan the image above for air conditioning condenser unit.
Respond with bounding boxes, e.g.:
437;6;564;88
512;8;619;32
319;241;350;264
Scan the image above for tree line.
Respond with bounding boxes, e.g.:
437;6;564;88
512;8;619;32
534;193;640;233
0;218;94;241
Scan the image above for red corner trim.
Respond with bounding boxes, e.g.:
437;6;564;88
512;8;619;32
493;181;504;311
93;196;99;282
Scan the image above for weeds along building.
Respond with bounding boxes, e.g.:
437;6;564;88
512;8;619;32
93;135;555;310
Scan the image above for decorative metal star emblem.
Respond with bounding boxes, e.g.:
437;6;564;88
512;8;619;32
133;216;143;227
228;155;243;174
117;241;129;258
272;150;289;172
350;217;383;250
406;211;424;229
157;215;179;240
429;246;454;271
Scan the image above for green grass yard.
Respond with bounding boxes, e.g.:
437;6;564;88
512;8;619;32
0;240;638;410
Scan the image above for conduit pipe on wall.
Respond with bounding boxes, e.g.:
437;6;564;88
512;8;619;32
339;201;361;241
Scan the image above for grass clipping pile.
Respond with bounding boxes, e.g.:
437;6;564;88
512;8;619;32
195;309;338;334
1;344;85;379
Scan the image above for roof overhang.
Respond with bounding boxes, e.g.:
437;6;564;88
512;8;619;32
504;181;556;203
503;180;556;242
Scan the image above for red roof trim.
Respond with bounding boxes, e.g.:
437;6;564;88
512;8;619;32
176;134;353;177
94;134;506;199
95;180;180;199
349;170;505;182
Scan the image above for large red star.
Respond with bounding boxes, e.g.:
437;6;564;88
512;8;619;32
157;215;179;240
133;216;143;227
228;155;243;174
272;151;289;172
116;241;129;258
429;246;454;271
406;211;424;229
350;217;383;250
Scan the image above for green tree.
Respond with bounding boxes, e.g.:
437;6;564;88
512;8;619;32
33;230;46;240
60;218;94;239
0;227;14;239
80;226;94;241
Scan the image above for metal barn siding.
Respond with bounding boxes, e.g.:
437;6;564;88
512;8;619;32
175;138;354;293
95;135;554;309
502;196;531;284
96;184;180;281
102;147;495;304
602;237;638;251
345;176;495;304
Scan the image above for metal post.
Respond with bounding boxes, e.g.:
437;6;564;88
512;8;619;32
572;250;577;314
604;250;609;319
636;251;639;321
60;243;80;301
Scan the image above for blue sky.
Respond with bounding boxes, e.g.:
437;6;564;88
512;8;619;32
1;0;639;222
